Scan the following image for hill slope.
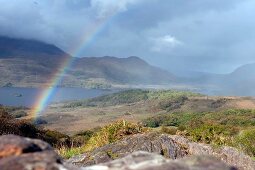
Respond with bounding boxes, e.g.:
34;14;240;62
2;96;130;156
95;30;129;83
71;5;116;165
214;63;255;96
182;63;255;96
0;36;70;87
70;56;175;85
0;36;175;87
0;36;66;58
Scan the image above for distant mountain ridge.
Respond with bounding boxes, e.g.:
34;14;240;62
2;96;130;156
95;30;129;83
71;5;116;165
222;63;255;95
1;35;255;95
0;36;175;88
0;36;67;58
71;56;175;84
185;63;255;96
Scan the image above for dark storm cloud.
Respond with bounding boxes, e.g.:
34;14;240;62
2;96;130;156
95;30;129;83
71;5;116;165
0;0;255;73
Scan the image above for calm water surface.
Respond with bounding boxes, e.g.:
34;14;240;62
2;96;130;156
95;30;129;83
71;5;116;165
0;87;115;107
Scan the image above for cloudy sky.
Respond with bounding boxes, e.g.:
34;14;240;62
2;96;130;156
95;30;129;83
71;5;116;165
1;0;255;74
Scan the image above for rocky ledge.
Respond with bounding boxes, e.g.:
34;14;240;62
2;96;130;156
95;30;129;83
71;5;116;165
68;133;255;170
83;151;235;170
0;135;76;170
0;134;254;170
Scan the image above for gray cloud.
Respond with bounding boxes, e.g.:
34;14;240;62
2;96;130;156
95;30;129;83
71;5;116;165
0;0;255;74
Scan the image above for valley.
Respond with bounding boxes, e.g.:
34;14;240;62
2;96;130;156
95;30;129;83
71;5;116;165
26;90;255;134
2;89;255;169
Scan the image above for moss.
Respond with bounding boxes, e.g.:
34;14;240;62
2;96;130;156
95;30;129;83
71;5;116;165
106;150;118;159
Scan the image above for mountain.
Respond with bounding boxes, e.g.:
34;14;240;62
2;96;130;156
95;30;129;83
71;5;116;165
0;36;175;88
228;63;255;82
0;36;66;58
221;63;255;95
0;36;70;87
70;56;175;85
184;63;255;96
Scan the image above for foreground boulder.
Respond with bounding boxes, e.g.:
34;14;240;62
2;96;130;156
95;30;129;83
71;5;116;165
0;135;76;170
68;133;255;170
83;151;235;170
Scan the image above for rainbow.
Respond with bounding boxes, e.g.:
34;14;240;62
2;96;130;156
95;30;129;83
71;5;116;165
30;10;118;119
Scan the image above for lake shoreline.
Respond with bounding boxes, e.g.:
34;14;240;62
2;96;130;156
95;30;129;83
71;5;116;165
0;87;117;107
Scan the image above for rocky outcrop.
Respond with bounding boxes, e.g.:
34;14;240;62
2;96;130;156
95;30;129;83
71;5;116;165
68;133;255;170
0;134;253;170
0;135;76;170
83;151;235;170
171;135;255;170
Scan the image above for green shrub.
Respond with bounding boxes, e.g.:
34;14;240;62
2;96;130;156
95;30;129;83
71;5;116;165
188;124;238;145
142;109;255;156
143;109;255;129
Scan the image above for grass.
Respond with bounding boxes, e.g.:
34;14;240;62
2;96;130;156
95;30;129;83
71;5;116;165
57;146;84;159
2;102;255;160
57;120;149;158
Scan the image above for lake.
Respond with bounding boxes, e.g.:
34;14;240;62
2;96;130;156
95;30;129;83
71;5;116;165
0;87;116;107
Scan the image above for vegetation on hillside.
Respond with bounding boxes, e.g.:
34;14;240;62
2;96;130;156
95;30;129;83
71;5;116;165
1;105;29;118
0;106;70;147
0;37;175;88
143;109;255;157
58;120;148;158
2;103;255;160
63;89;202;108
2;90;255;160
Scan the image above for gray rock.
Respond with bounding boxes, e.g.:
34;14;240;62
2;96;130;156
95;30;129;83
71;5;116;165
68;133;255;170
0;135;76;170
82;151;236;170
171;135;255;170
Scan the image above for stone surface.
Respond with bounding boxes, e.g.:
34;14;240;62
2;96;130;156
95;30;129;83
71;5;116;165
82;151;236;170
0;134;51;158
0;134;253;170
68;133;255;170
0;135;76;170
